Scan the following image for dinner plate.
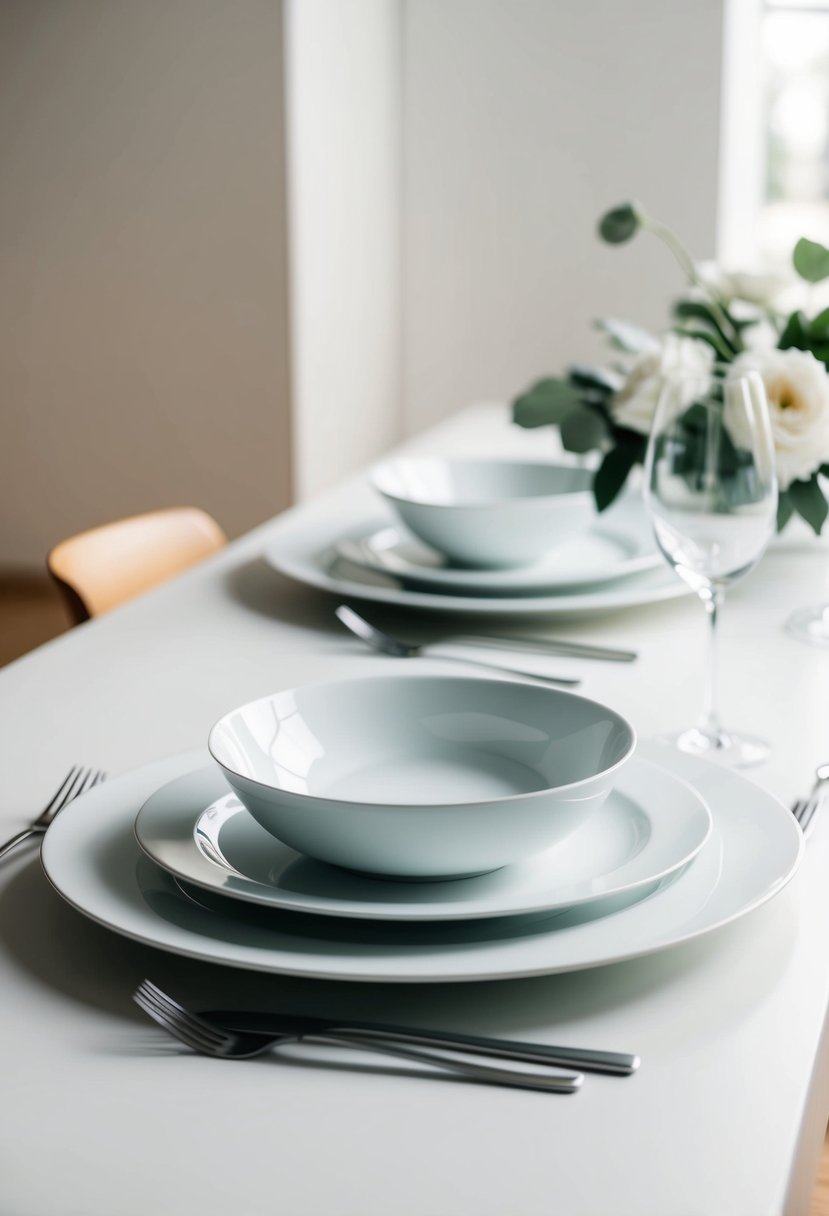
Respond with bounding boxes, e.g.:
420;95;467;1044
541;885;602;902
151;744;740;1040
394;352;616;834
264;511;690;618
41;744;801;982
133;758;712;921
336;495;661;595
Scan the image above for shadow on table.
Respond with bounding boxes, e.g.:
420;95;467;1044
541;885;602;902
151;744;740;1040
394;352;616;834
0;850;799;1067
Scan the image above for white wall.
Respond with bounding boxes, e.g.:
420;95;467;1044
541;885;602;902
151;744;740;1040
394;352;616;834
402;0;726;430
285;0;403;500
0;0;292;566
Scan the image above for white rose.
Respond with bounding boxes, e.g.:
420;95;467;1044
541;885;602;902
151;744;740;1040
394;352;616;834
695;262;792;310
727;348;829;489
611;334;715;435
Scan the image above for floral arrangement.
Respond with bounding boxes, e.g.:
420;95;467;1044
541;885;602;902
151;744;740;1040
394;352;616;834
512;202;829;533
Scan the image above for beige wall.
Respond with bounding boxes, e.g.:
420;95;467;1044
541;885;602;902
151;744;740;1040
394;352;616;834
0;0;292;567
402;0;726;430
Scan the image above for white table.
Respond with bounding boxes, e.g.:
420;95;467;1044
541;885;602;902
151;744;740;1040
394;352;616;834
3;406;829;1216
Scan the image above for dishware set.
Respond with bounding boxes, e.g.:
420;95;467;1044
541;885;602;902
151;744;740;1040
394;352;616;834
265;456;690;618
21;373;809;1096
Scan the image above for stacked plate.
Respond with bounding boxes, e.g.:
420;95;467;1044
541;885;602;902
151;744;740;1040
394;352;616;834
41;675;803;983
264;458;691;617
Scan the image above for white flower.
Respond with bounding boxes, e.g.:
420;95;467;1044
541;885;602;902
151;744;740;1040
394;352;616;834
610;334;715;435
695;262;792;310
727;348;829;489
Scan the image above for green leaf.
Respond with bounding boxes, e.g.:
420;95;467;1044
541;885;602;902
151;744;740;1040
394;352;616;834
778;311;809;350
810;307;829;337
512;378;582;428
789;475;829;535
673;326;733;361
672;300;739;353
598;203;640;244
593;444;642;511
820;463;829;479
595;317;659;354
568;364;621;394
559;406;608;454
794;237;829;283
777;492;795;532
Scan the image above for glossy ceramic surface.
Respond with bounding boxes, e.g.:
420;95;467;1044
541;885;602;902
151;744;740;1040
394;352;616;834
134;758;712;920
337;492;660;595
207;676;635;879
41;744;803;982
370;458;596;567
264;511;691;617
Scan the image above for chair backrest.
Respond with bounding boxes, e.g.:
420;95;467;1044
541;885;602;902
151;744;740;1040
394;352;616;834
47;507;227;624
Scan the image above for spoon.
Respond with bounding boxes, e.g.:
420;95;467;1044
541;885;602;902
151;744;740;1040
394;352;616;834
335;606;581;687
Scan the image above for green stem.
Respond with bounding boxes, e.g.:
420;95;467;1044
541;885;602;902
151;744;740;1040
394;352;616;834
639;213;740;349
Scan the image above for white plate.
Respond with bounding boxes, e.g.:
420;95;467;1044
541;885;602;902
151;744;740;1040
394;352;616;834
265;511;689;618
42;744;801;982
134;758;712;921
337;496;661;595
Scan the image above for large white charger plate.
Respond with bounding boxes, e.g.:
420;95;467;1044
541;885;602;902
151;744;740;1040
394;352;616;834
41;745;801;983
336;495;661;595
264;511;690;618
133;760;712;921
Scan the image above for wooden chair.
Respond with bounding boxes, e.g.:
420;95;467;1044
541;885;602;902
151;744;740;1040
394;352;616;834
47;507;227;625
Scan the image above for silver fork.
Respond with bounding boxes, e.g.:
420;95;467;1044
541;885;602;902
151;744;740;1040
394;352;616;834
0;766;106;860
133;980;583;1094
335;605;581;688
792;794;821;837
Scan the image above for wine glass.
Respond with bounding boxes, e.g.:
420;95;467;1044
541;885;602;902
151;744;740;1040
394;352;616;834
644;368;778;766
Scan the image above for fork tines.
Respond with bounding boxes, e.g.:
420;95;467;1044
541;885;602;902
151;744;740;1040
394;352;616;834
133;979;233;1056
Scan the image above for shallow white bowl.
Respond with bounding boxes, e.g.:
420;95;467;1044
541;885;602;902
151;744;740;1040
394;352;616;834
370;458;596;568
208;675;635;879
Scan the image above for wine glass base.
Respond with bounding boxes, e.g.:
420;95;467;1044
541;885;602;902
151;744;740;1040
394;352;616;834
786;605;829;647
657;727;770;769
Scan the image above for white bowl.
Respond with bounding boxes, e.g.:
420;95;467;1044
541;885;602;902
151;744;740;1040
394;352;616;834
208;675;635;880
370;458;596;568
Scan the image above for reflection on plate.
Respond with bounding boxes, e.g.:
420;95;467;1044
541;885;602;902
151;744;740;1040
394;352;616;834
134;759;712;921
42;745;801;982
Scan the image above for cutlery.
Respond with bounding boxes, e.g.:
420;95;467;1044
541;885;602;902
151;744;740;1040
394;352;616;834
791;763;829;837
335;606;581;687
198;1009;639;1076
0;766;106;861
452;633;637;663
133;981;584;1093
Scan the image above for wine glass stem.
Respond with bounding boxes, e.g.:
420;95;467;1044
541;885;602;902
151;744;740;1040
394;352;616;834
699;586;725;743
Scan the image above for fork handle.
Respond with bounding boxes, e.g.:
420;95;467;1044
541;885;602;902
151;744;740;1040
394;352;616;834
429;651;580;688
0;826;42;861
304;1031;583;1093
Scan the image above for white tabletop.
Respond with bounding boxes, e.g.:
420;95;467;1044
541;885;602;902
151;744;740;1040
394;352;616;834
3;405;829;1216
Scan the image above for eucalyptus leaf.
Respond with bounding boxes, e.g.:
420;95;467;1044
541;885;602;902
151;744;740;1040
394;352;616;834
777;492;795;532
673;326;733;361
595;317;660;355
598;203;640;244
593;443;642;512
560;406;608;454
794;238;829;284
810;307;829;337
789;475;829;535
568;364;622;394
512;378;582;428
672;300;739;353
778;311;809;351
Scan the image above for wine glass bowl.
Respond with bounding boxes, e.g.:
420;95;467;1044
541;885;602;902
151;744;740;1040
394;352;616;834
644;369;777;766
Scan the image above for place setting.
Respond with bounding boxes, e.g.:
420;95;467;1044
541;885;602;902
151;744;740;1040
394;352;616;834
264;454;692;619
25;360;811;1098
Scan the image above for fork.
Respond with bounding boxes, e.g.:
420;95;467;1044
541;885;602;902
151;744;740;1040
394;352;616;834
335;605;581;688
133;980;584;1094
0;766;106;860
792;794;821;837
